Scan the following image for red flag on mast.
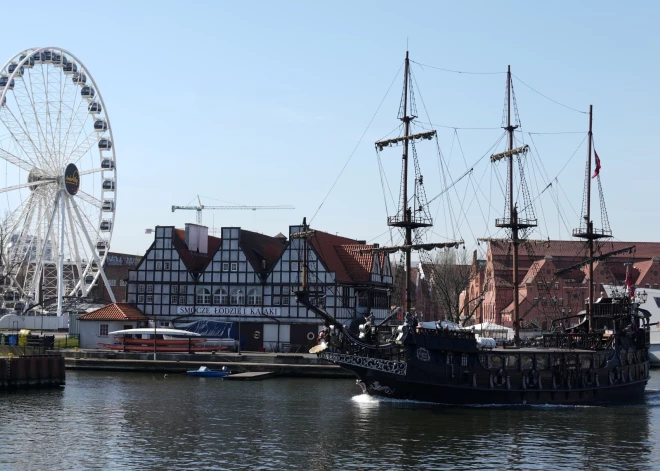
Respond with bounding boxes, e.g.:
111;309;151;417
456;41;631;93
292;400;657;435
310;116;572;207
625;268;634;299
591;150;601;179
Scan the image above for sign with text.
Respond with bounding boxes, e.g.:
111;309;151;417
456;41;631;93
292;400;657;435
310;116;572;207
177;306;281;316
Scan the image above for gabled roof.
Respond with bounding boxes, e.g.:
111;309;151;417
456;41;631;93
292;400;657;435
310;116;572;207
240;229;287;273
335;244;376;283
173;229;222;273
309;230;364;283
79;303;148;321
634;260;653;285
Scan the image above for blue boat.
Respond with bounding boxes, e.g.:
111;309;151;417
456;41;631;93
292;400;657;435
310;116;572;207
186;366;230;378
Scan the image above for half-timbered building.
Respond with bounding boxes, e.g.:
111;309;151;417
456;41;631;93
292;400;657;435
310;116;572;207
127;223;393;351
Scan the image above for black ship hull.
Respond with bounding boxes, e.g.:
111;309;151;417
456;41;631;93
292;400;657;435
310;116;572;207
318;326;651;406
346;365;648;405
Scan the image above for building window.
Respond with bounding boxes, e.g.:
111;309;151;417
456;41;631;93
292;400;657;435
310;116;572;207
554;282;559;290
309;261;317;271
247;288;262;305
358;292;368;307
108;279;117;287
179;295;186;304
147;285;154;293
155;262;162;270
164;261;171;270
537;281;543;289
222;262;229;272
119;280;127;286
172;285;178;294
273;296;280;305
138;284;145;293
180;286;187;294
146;295;153;303
655;284;659;290
230;262;238;272
533;297;538;305
541;297;546;306
282;296;289;305
558;297;563;306
461;356;468;367
197;288;211;305
138;295;145;303
551;297;556;305
213;288;228;305
171;295;178;304
647;284;650;289
230;288;245;305
282;286;290;296
99;324;109;336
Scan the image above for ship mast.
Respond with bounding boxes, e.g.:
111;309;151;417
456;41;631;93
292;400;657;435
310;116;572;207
402;51;412;313
491;66;536;346
572;105;610;330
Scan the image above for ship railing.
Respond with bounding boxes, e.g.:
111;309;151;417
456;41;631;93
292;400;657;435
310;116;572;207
416;327;475;340
591;303;629;318
541;333;605;350
341;328;406;362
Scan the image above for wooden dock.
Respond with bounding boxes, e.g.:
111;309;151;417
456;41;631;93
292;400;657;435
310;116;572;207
224;371;274;381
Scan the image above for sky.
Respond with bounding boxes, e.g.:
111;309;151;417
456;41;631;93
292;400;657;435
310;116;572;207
0;1;658;259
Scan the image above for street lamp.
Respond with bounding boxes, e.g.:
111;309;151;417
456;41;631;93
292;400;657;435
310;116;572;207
237;289;245;355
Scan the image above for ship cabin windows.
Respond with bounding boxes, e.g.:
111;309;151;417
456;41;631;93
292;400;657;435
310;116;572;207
461;355;468;367
213;288;227;305
196;288;211;305
446;353;454;365
247;288;262;306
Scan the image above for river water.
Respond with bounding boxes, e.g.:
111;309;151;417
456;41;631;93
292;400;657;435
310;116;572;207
1;369;659;470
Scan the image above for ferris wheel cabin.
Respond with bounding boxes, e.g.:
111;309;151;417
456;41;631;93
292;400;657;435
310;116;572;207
100;220;112;231
101;159;115;169
0;76;15;90
8;63;24;76
94;119;108;132
72;72;87;84
102;179;115;190
98;138;112;150
63;62;77;74
102;200;115;212
81;86;95;99
19;54;34;68
88;102;102;114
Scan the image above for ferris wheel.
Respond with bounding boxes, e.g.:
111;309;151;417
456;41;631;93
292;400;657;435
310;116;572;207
0;47;117;315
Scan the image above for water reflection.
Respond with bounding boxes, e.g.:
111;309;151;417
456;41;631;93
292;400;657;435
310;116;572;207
0;372;658;470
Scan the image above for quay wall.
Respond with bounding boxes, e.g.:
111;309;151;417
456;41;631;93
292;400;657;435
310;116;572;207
63;351;353;378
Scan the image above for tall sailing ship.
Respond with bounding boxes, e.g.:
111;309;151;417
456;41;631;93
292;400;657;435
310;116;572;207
295;52;650;405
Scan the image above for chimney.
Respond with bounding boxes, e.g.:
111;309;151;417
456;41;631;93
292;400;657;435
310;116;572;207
185;223;208;255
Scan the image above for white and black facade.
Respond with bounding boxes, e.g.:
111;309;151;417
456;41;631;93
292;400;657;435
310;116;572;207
127;223;393;351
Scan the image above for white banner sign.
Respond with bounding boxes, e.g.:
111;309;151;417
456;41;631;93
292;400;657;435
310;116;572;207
177;306;281;316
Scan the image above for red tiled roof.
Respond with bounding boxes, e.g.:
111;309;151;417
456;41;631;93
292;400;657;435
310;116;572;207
335;244;375;283
173;229;222;273
489;239;660;260
634;260;653;285
79;303;148;321
309;230;363;283
240;229;287;273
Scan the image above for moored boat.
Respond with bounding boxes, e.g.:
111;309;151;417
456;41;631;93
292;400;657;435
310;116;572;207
186;366;230;377
295;51;650;405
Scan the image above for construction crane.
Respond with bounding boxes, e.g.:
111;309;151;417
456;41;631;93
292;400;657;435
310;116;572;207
171;196;295;225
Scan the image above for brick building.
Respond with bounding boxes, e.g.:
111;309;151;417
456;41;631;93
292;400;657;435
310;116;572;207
461;239;660;330
90;252;142;303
